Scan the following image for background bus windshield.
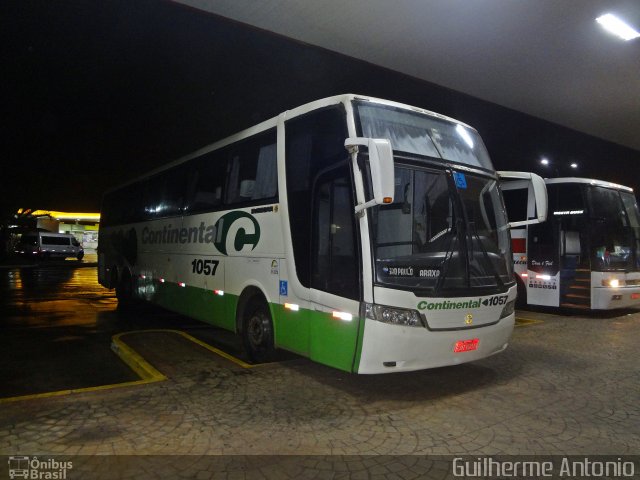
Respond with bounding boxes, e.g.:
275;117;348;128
530;183;640;274
589;186;640;271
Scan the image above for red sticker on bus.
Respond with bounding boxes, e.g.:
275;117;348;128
632;293;640;300
454;339;479;353
511;238;526;254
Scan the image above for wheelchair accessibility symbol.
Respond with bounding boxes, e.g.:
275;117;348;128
279;280;288;296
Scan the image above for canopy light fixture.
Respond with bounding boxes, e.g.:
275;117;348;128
596;13;640;41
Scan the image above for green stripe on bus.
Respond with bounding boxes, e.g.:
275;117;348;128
271;304;309;356
152;282;236;331
351;313;367;373
145;282;361;373
307;308;361;373
269;304;362;372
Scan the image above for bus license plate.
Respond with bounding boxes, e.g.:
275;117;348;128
454;339;479;353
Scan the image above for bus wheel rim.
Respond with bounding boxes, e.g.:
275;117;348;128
248;314;266;347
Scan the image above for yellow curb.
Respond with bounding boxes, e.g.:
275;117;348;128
0;335;168;404
0;329;254;403
111;332;169;380
119;329;256;369
515;316;544;327
0;379;160;404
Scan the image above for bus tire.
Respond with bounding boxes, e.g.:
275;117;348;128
515;275;527;307
109;267;119;290
116;269;136;310
242;297;275;363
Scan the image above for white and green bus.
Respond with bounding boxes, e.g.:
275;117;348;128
98;94;546;373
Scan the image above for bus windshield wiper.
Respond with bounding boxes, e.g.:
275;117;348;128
469;221;504;289
434;218;462;294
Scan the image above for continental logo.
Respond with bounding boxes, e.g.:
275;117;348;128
417;295;508;311
141;211;260;256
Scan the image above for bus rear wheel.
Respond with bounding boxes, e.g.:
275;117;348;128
116;270;135;309
242;300;275;363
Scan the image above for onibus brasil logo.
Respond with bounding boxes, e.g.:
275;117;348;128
8;456;73;479
141;211;261;255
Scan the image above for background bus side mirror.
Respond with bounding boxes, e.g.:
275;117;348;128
345;137;395;214
498;171;548;228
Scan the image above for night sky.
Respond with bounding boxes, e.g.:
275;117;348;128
3;0;639;214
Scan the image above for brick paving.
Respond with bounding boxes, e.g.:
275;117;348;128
1;309;639;476
2;310;639;456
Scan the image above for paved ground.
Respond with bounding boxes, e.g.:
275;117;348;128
0;265;639;478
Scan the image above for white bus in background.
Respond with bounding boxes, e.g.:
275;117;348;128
507;177;640;310
98;94;546;373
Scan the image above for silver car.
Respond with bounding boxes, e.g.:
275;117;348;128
15;232;84;261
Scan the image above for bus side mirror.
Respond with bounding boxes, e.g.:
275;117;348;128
345;137;395;214
498;171;548;228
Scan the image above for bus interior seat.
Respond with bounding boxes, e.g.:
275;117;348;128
239;179;255;199
193;187;221;207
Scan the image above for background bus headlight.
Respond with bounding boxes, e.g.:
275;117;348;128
365;303;423;327
602;278;624;288
500;299;516;319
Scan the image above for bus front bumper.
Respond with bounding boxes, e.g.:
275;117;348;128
356;314;515;374
592;286;640;310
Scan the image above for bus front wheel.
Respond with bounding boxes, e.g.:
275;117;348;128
242;299;275;363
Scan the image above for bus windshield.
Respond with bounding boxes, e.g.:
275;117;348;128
355;102;494;170
621;192;640;270
368;164;513;293
356;102;511;293
588;186;639;271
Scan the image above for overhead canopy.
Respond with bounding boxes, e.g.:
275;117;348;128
178;0;640;151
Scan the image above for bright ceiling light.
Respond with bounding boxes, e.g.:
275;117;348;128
540;158;549;166
596;14;640;41
570;162;578;169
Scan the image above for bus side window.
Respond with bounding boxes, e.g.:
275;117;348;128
184;148;228;214
285;106;350;290
225;129;277;205
121;183;144;224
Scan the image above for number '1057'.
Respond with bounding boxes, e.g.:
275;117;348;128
191;259;219;275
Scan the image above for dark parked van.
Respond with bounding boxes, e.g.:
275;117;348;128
15;232;84;260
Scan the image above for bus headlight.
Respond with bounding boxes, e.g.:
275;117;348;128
365;303;423;327
602;278;624;288
500;299;516;319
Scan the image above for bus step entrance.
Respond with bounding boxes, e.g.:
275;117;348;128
560;267;591;309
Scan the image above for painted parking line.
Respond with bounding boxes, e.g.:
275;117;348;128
0;377;162;405
515;316;544;327
118;329;256;370
0;329;255;404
